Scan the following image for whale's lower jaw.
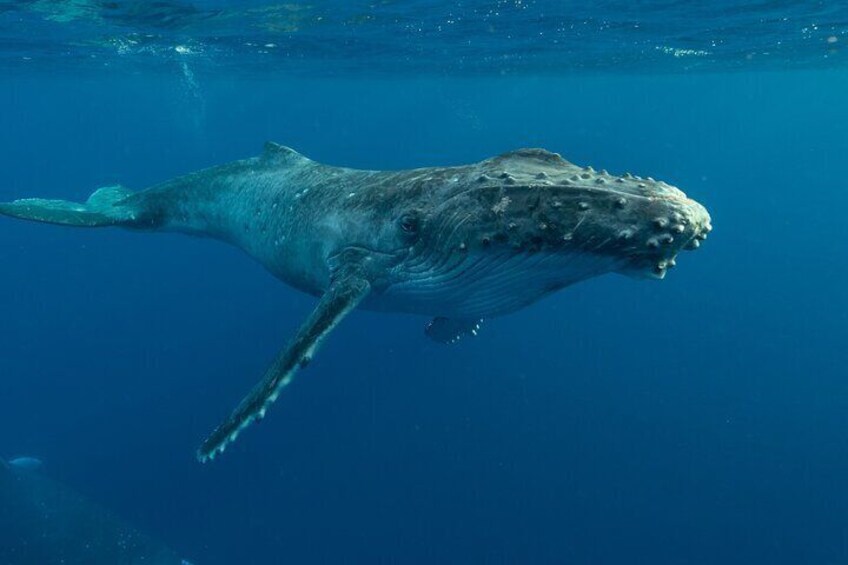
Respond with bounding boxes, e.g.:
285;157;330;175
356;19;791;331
372;250;624;319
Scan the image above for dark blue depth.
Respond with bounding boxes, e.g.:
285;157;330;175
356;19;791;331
0;67;847;563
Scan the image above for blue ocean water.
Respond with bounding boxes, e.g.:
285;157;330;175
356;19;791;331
1;2;847;564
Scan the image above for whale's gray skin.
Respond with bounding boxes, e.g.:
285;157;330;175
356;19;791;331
0;143;711;462
0;457;192;564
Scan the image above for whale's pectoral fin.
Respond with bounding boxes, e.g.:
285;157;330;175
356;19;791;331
425;317;483;345
197;270;371;463
0;185;138;227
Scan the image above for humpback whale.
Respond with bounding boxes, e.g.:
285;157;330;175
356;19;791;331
0;143;711;462
0;457;192;564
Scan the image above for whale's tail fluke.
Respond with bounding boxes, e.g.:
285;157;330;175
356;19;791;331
0;185;140;228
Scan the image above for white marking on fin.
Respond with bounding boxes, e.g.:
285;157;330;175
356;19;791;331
196;274;371;463
425;317;484;345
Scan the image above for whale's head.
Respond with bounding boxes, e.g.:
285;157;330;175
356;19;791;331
368;149;711;318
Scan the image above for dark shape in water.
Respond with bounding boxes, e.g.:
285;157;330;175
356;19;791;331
0;143;711;462
0;458;191;564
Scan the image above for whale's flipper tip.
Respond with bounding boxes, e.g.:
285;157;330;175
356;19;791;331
197;271;371;463
0;185;136;227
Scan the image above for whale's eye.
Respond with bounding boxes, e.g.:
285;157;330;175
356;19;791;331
399;212;420;235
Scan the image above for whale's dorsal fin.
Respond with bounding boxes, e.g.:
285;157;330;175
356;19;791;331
197;266;371;462
261;142;312;166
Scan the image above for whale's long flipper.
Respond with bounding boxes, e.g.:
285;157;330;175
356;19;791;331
197;271;371;462
0;185;139;227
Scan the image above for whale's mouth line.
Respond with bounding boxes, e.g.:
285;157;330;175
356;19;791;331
328;245;411;266
404;210;475;275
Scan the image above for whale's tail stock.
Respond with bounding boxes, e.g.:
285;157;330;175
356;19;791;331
0;185;143;228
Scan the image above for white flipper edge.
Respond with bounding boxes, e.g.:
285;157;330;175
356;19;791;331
197;273;370;462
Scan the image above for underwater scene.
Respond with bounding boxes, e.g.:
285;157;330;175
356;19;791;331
1;1;847;564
